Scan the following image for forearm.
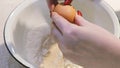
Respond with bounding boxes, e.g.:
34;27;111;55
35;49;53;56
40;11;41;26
103;37;120;58
78;38;120;68
76;35;120;68
94;36;120;68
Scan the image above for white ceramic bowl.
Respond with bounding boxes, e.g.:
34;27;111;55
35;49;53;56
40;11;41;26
4;0;120;68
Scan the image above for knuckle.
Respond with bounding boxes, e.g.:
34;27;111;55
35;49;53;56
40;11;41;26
65;30;71;35
64;28;75;35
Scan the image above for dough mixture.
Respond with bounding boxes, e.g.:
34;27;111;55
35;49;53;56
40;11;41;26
39;38;83;68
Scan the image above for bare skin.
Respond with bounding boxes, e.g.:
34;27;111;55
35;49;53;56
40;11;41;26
47;0;120;68
51;12;120;68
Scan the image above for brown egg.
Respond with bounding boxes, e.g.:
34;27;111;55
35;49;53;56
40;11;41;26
53;4;76;23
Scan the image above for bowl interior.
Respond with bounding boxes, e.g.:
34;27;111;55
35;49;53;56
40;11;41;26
5;0;119;67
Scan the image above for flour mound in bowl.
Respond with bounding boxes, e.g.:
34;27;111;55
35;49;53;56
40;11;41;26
24;26;83;68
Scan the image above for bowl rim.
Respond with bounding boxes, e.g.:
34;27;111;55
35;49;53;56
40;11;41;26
3;0;120;68
99;0;120;38
3;0;38;68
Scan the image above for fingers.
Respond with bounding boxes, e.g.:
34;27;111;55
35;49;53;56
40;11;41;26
47;0;58;11
77;10;82;16
51;12;72;33
64;0;73;5
52;0;58;5
75;14;89;26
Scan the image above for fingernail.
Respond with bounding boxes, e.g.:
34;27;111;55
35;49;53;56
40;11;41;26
64;0;73;5
77;10;82;16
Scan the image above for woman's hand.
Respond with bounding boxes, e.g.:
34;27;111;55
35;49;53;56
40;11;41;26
46;0;58;11
51;12;120;68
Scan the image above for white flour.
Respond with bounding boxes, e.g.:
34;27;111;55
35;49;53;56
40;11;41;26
24;26;83;68
24;25;52;68
18;0;84;68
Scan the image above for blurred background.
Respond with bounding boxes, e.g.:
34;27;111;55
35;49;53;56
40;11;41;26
0;0;119;68
104;0;120;21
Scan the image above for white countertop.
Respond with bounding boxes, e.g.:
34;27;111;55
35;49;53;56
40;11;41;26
104;0;120;20
0;0;119;68
104;0;120;11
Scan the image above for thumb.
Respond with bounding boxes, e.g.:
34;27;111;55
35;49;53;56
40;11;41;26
51;12;72;33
